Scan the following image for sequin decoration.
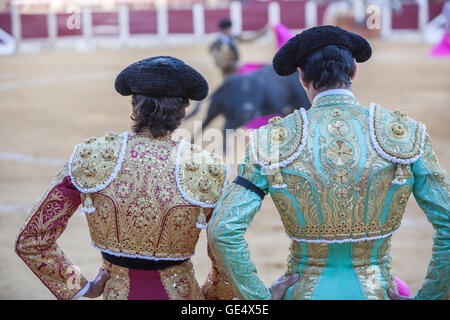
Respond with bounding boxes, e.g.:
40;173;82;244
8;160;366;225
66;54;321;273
175;139;228;208
102;260;130;300
69;132;129;192
15;165;87;300
84;135;222;261
159;261;204;300
369;103;426;163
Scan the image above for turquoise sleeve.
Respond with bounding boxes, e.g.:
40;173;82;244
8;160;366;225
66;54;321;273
207;154;271;300
411;135;450;300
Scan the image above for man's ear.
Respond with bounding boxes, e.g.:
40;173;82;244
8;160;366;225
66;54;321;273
351;60;357;80
297;67;309;89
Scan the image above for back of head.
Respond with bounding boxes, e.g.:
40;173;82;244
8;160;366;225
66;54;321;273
114;56;209;137
272;26;372;90
302;45;355;91
131;95;189;138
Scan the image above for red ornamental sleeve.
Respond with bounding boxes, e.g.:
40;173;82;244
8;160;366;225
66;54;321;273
15;164;89;300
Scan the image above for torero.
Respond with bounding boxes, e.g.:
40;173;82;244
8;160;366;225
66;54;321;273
14;56;235;300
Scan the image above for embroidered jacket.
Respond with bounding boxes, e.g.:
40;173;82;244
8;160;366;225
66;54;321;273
208;91;449;300
15;133;234;300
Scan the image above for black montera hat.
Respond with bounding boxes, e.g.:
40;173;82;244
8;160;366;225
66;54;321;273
273;25;372;76
218;18;232;30
115;56;209;101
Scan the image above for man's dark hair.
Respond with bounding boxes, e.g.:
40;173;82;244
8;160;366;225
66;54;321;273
218;18;232;30
302;45;355;90
131;95;189;137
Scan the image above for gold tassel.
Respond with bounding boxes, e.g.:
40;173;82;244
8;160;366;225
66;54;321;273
273;168;284;186
196;207;207;229
393;164;406;185
82;194;95;213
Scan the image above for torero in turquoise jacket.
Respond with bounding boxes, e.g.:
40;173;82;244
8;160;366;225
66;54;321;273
207;26;449;300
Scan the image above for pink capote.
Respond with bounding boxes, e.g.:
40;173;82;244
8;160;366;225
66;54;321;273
430;32;450;57
273;22;295;50
394;276;411;297
244;114;284;129
237;23;295;76
237;63;265;75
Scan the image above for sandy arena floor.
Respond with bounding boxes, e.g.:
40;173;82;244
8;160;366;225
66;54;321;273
0;39;449;299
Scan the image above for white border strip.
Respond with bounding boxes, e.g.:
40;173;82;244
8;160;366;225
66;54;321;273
271;184;287;189
287;227;399;244
250;108;308;170
91;241;194;261
368;104;426;165
68;132;130;194
196;222;208;229
174;138;229;208
392;178;407;185
81;207;96;214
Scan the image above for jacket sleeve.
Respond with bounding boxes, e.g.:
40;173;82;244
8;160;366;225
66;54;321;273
411;134;450;300
15;164;89;300
201;228;236;300
207;150;271;300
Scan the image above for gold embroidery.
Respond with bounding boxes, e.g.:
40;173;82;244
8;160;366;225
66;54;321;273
202;246;235;300
252;110;305;166
102;260;130;300
177;141;227;206
371;104;425;160
15;165;88;300
159;261;204;300
84;135;213;260
352;239;392;300
289;242;329;300
268;102;409;242
386;186;412;229
268;115;283;124
421;135;450;201
70;132;126;190
377;238;397;292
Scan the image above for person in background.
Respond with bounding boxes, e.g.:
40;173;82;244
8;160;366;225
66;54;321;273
209;18;268;78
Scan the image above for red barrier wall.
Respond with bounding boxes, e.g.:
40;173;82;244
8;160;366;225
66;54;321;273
428;1;445;21
392;3;419;29
2;2;432;41
280;1;306;29
317;2;329;26
168;9;193;34
21;14;47;39
204;8;229;33
0;11;12;35
57;13;83;37
92;11;119;36
129;10;157;34
242;2;268;31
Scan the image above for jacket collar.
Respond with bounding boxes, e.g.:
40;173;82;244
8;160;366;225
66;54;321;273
312;89;359;108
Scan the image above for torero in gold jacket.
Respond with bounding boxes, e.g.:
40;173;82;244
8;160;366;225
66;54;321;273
15;56;235;300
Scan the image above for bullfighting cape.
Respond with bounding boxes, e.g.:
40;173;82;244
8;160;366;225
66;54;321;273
16;132;234;300
208;90;449;300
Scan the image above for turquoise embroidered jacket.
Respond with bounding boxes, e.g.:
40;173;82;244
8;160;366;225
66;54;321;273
207;92;449;300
